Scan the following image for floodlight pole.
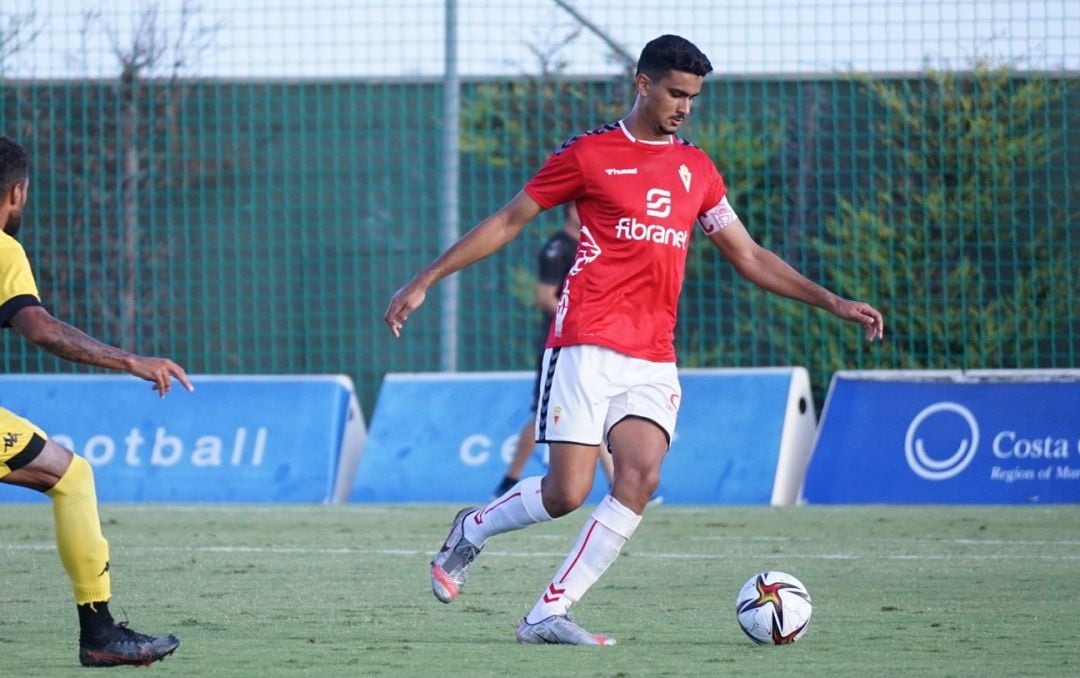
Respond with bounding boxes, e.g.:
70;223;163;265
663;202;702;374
440;0;460;371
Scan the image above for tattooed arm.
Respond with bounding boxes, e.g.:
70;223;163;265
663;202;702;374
9;305;194;397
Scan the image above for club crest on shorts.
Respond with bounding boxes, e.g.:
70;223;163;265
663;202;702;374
553;406;562;425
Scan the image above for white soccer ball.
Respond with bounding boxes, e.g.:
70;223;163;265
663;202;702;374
735;571;812;645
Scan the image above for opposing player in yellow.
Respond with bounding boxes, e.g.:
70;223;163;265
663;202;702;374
0;136;193;667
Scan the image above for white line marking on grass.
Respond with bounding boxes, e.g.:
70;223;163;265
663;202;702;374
5;543;1080;561
119;505;406;515
688;536;1080;546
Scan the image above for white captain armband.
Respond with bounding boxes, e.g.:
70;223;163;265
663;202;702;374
697;196;739;235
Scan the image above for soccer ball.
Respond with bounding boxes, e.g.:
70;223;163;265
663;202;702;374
735;571;812;645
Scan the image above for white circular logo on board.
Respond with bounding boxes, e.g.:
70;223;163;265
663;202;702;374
904;402;979;480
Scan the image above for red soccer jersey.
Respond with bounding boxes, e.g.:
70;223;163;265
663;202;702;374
524;121;728;362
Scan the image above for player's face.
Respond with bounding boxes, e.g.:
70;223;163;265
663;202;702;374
638;70;704;136
2;179;28;236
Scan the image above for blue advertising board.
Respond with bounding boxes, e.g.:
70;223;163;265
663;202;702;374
803;370;1080;504
0;375;360;503
351;368;814;505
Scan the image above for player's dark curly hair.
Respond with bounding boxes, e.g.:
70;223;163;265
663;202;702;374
0;136;29;193
636;35;713;80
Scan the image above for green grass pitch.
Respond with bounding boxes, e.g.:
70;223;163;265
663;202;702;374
2;503;1078;677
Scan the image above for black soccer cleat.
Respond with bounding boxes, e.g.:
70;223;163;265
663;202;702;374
78;622;181;667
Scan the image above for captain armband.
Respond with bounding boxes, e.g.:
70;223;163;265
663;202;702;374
697;196;739;235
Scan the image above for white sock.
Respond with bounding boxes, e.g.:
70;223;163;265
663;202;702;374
463;475;552;547
526;495;641;623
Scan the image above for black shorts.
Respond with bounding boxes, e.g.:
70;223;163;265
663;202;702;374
529;350;544;413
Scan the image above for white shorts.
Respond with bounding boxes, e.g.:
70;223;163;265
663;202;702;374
535;344;681;447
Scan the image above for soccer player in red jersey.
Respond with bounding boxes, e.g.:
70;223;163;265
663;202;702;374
385;35;884;645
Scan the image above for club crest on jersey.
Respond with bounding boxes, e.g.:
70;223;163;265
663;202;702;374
679;164;692;192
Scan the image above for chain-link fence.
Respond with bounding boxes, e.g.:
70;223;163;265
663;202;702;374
2;1;1077;411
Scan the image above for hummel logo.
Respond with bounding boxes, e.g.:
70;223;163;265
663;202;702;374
543;583;566;603
3;432;19;450
605;168;638;176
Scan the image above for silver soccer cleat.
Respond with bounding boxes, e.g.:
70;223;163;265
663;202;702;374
430;506;483;603
515;614;616;646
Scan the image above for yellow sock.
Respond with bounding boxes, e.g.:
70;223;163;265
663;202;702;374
45;455;111;605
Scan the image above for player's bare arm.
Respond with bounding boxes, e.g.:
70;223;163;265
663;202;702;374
384;190;544;336
9;305;194;396
708;218;884;341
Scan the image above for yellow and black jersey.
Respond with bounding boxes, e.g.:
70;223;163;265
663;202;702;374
0;230;42;328
0;231;48;468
